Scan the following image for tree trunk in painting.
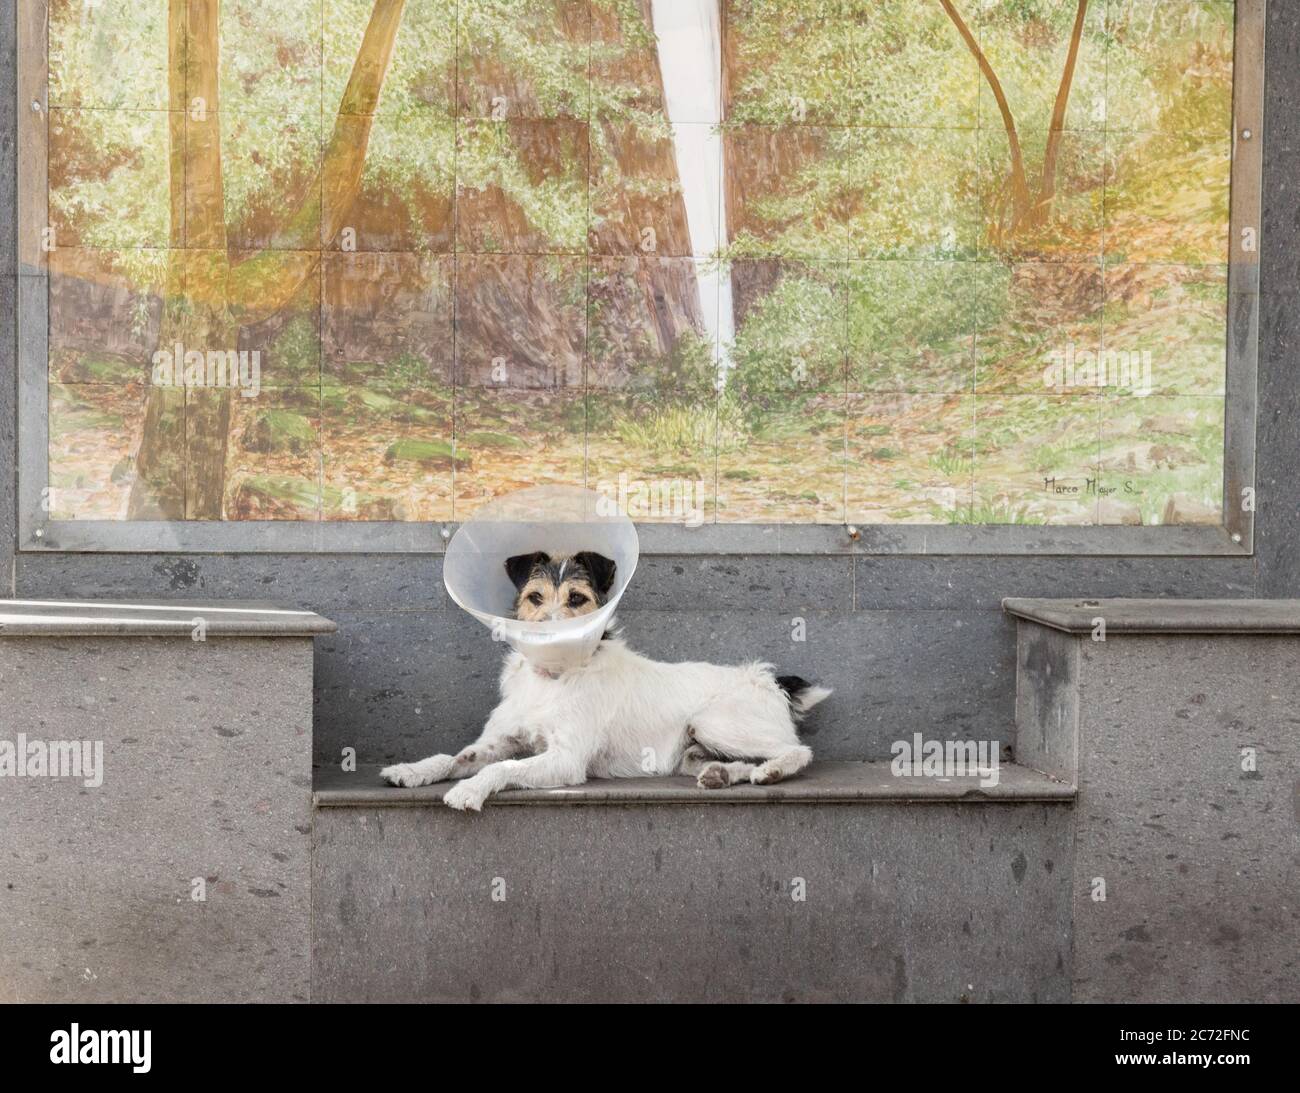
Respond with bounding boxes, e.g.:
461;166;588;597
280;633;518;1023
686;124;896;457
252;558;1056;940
939;0;1090;239
128;0;408;520
1030;0;1090;229
129;0;236;519
938;0;1034;230
184;0;236;521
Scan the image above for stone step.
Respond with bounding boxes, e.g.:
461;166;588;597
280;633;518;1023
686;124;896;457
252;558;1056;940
312;761;1075;1003
314;759;1074;807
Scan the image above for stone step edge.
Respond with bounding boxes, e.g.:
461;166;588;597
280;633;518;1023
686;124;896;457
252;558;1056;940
1003;597;1300;634
0;598;337;637
314;761;1076;808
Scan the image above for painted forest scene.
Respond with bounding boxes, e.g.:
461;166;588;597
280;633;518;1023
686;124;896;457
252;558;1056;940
42;0;1234;526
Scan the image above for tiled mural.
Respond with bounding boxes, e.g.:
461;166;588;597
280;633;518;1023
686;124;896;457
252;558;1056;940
43;0;1234;526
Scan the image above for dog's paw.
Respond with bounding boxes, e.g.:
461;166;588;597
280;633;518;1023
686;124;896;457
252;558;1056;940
381;762;433;788
382;755;458;787
750;761;783;786
443;781;488;812
697;762;730;790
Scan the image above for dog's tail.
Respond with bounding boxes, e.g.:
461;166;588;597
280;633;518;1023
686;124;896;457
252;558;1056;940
776;675;832;717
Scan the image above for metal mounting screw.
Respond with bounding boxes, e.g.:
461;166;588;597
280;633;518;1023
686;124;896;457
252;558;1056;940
30;100;41;114
1231;532;1243;544
439;525;451;542
34;528;43;538
1241;128;1253;140
846;525;861;541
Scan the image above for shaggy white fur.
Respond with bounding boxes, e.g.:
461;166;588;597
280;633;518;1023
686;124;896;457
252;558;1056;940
381;627;830;811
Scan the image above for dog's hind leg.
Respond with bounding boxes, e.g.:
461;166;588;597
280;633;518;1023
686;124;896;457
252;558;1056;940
677;743;756;789
749;745;813;785
687;709;814;787
697;760;759;789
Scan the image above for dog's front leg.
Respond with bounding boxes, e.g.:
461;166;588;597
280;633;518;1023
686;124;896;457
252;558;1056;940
381;718;525;788
443;750;586;812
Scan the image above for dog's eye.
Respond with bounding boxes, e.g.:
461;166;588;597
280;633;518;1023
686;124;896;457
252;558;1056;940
527;592;544;606
567;592;588;608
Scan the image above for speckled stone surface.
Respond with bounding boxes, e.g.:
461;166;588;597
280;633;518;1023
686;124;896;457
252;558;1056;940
1069;633;1300;1004
1013;623;1079;784
1009;607;1300;1004
0;636;315;1003
313;799;1073;1003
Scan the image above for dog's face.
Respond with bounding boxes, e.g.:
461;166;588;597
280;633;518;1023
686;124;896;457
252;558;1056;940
505;551;617;622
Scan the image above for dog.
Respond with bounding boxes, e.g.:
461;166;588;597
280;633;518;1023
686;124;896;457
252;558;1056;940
380;551;830;811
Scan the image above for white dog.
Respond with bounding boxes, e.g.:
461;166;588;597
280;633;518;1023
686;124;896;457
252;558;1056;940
381;551;830;811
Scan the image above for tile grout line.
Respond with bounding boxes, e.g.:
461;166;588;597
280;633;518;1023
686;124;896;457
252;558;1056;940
451;0;460;523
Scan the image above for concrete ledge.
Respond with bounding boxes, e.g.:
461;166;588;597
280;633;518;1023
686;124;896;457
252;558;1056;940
314;760;1075;807
1007;600;1300;1003
0;598;333;1001
0;598;337;637
1003;596;1300;634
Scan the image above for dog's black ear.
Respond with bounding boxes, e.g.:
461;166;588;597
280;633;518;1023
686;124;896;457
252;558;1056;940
573;551;617;596
505;552;550;591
